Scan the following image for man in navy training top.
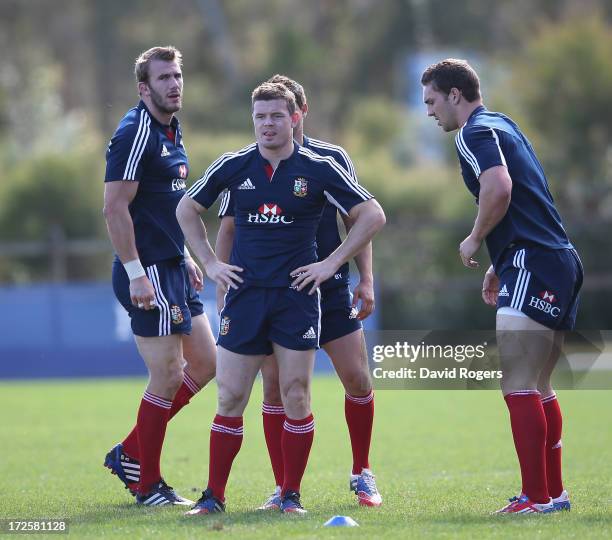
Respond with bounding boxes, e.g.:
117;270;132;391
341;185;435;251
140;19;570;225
422;59;582;514
103;46;217;506
215;74;382;509
177;82;386;515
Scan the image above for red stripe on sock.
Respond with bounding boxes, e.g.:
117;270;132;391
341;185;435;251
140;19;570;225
207;415;243;501
345;392;374;475
504;392;549;503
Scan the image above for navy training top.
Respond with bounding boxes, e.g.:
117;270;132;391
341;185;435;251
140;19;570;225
456;105;572;270
188;142;373;287
218;135;361;290
105;100;189;266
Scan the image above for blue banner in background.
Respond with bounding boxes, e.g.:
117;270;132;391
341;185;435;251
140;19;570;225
0;281;378;379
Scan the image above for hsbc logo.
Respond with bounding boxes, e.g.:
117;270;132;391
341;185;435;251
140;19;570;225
540;290;557;303
528;290;561;318
260;203;282;215
248;203;294;224
171;179;186;191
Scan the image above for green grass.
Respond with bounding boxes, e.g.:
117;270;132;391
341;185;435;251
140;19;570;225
1;377;611;539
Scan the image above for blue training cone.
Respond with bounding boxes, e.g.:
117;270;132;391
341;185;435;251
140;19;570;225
323;515;359;527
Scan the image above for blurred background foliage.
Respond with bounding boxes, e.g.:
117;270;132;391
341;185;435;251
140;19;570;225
0;0;611;329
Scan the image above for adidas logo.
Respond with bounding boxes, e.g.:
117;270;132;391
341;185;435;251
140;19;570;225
302;327;317;339
161;144;170;157
238;178;256;190
499;284;510;297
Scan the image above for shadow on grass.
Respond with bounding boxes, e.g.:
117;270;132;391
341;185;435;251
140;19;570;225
71;502;336;530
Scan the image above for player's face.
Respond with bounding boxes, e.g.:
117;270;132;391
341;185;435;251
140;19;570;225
423;84;458;132
252;99;298;150
141;60;183;115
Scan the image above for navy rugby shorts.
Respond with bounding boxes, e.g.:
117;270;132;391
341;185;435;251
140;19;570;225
319;284;363;345
217;285;321;355
496;244;583;330
113;257;204;337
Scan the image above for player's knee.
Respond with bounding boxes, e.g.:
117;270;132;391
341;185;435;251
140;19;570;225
217;385;248;415
148;360;183;394
341;369;372;396
262;378;282;405
166;365;185;395
500;377;537;396
186;356;216;387
281;378;311;412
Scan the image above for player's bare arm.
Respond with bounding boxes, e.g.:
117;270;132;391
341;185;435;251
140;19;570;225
103;180;157;310
459;165;512;268
341;213;375;320
291;199;385;294
176;195;243;290
215;216;236;312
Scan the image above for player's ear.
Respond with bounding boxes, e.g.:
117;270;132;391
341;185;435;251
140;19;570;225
450;87;461;105
291;111;300;128
138;81;149;98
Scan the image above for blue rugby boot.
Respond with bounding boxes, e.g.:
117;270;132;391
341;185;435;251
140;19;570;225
104;443;140;496
136;479;193;507
185;488;226;515
355;468;382;507
280;490;307;514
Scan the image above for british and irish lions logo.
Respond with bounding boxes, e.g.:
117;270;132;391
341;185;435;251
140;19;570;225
220;316;231;336
170;305;184;325
293;177;308;197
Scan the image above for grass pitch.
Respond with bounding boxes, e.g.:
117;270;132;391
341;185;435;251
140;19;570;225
1;377;611;539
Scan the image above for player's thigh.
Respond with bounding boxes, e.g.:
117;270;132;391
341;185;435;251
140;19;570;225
135;333;184;383
216;346;265;415
323;329;372;395
537;330;565;395
273;344;315;407
496;311;555;394
261;354;282;404
182;314;216;382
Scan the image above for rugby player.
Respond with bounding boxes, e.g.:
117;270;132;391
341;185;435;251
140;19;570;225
176;82;385;514
422;59;582;514
103;46;216;506
215;74;382;509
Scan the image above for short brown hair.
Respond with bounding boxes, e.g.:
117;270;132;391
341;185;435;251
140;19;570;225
134;46;182;83
421;59;481;102
251;82;297;115
267;74;307;110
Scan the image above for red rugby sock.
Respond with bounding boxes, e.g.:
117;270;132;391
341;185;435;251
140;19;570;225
136;391;171;494
262;402;286;487
542;393;564;498
345;391;374;475
504;391;549;503
281;414;315;496
122;373;201;459
207;415;243;501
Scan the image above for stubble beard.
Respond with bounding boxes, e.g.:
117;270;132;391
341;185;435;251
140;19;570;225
149;86;181;114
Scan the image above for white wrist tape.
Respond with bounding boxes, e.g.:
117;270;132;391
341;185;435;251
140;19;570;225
123;259;146;280
183;246;191;258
